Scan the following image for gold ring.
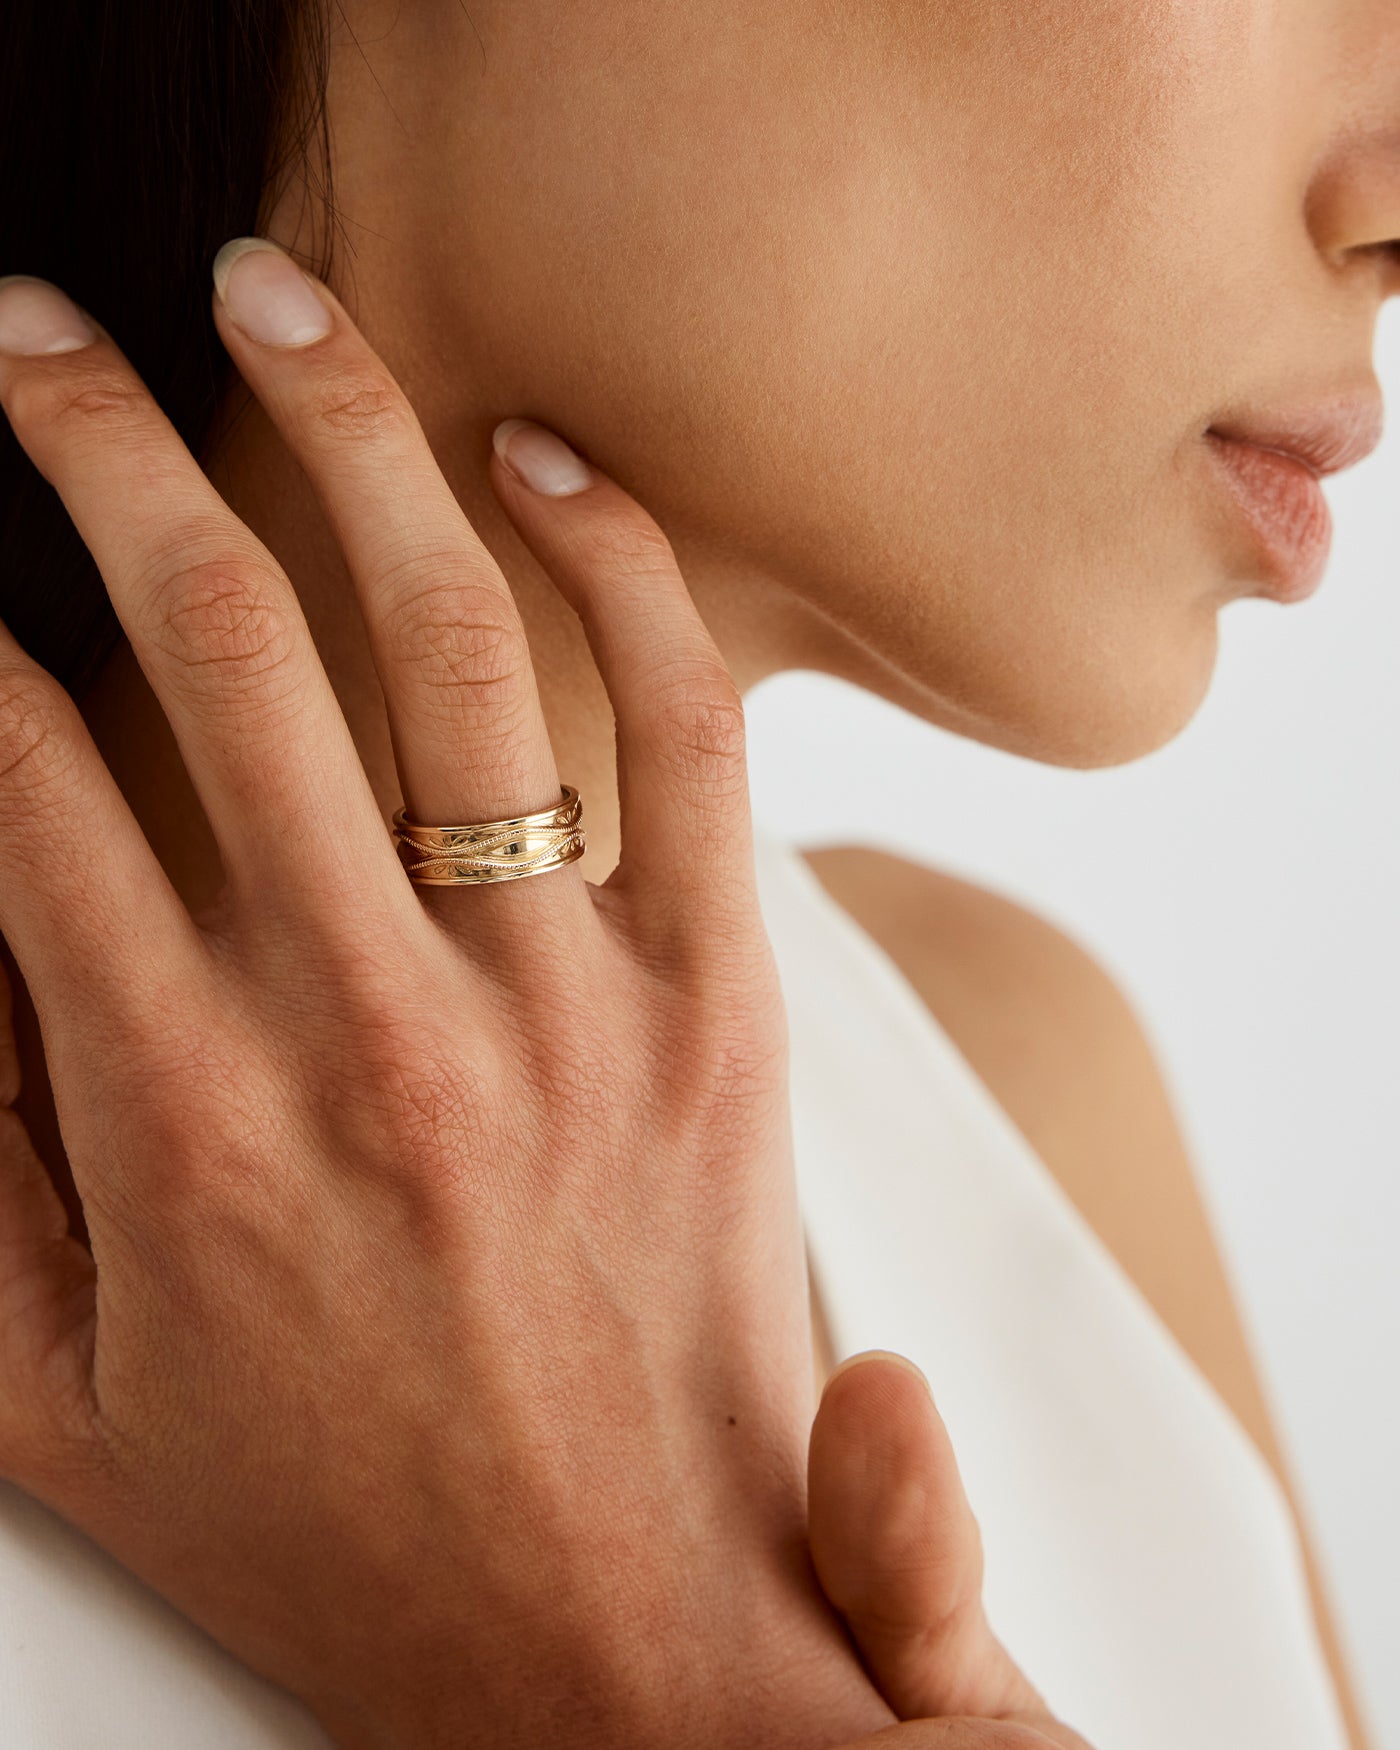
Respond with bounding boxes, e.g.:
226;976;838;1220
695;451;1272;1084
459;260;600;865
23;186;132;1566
391;786;586;886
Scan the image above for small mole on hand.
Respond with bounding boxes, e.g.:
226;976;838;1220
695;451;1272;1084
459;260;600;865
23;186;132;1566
727;1415;738;1427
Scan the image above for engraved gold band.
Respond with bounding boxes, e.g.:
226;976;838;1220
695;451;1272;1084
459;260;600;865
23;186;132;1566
391;786;586;887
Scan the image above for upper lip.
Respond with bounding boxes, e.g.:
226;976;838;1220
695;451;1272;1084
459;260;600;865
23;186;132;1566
1207;391;1385;478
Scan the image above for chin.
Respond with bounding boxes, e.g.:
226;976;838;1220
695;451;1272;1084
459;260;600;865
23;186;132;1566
1025;626;1221;772
840;588;1224;774
1026;657;1220;770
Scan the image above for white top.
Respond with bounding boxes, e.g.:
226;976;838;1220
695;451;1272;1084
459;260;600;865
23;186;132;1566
756;833;1347;1749
0;834;1348;1748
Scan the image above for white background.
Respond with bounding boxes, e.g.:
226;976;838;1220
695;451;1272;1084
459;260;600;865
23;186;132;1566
746;305;1400;1746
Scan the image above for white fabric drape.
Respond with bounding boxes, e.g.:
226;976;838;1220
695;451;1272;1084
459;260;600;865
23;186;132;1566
756;833;1347;1749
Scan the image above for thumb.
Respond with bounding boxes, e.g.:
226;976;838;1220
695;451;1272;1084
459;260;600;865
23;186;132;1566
835;1728;1061;1750
0;942;97;1483
809;1351;1045;1724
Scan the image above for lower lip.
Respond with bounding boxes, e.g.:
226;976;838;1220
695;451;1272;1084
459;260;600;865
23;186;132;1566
1204;432;1332;602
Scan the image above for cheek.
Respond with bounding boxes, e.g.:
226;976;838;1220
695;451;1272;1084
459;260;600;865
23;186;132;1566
457;0;1276;761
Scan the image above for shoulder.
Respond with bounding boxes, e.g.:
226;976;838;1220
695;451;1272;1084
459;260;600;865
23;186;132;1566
799;843;1271;1443
800;842;1156;1159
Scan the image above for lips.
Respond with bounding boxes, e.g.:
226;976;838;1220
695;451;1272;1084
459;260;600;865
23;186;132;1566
1204;395;1383;603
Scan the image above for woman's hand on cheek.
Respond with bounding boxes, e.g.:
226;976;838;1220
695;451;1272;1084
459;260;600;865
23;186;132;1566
812;1354;1094;1750
0;251;895;1750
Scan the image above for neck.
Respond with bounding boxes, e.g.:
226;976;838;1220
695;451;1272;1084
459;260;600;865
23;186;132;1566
79;340;805;918
79;9;840;913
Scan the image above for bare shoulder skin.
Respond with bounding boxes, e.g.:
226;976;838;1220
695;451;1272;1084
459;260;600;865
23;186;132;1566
803;843;1372;1750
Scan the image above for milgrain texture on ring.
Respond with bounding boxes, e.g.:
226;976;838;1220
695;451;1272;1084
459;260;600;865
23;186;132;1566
391;785;586;886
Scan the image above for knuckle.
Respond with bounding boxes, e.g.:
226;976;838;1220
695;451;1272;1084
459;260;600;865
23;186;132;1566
653;676;748;787
0;1396;107;1512
327;1025;491;1201
385;578;531;717
303;368;413;445
92;1029;289;1212
147;557;301;701
0;668;80;803
592;515;678;579
678;984;787;1102
379;1058;477;1159
11;370;149;441
630;1013;785;1212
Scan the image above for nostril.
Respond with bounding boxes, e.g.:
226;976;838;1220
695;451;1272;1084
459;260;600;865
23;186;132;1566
1358;239;1400;303
1302;127;1400;269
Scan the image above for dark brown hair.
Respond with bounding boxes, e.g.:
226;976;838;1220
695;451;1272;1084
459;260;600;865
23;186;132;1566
0;1;333;699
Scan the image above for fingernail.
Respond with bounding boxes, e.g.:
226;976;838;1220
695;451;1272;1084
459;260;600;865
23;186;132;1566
0;277;99;356
827;1349;933;1395
492;419;594;497
212;237;332;348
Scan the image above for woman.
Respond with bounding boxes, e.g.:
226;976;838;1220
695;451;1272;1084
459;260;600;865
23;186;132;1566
0;1;1392;1745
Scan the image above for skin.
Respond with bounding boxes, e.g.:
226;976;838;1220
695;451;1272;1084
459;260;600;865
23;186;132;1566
1;0;1396;1740
286;0;1399;794
0;278;903;1748
0;267;1080;1749
810;1354;1094;1749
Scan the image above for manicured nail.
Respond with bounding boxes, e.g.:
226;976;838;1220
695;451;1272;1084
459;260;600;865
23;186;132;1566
0;277;99;356
212;237;332;348
492;419;594;496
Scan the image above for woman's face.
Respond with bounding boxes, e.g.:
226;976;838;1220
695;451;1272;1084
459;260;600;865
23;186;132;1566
331;0;1400;765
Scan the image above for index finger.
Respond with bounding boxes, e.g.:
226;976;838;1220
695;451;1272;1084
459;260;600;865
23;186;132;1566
0;275;398;924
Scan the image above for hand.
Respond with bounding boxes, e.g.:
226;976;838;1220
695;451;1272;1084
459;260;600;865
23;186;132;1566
811;1354;1094;1750
0;252;894;1749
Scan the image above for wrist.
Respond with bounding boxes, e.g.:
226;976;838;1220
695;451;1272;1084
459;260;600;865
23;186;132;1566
311;1575;896;1750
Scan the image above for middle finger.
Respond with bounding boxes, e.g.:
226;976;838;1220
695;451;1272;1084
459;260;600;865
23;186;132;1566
208;237;566;841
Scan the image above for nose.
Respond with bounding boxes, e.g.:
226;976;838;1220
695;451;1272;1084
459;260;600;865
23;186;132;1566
1306;127;1400;293
1303;0;1400;301
1303;1;1400;288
